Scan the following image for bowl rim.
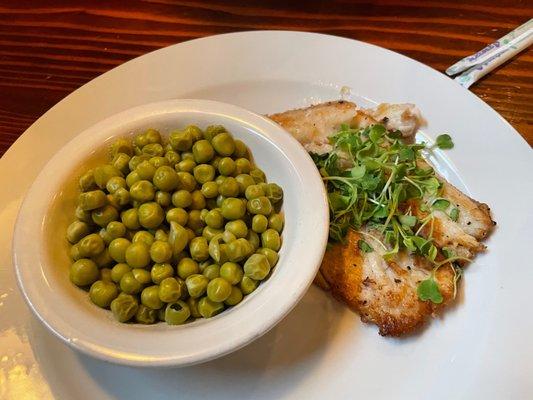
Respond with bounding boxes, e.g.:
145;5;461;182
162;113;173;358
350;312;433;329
12;99;329;367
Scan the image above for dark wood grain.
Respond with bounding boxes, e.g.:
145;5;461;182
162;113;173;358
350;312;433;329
0;0;531;155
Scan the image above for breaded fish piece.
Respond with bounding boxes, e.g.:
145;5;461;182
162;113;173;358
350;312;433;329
269;101;494;336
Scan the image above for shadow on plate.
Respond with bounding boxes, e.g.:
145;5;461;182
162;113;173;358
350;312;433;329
29;286;350;400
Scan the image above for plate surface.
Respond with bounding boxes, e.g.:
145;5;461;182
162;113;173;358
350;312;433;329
1;31;532;399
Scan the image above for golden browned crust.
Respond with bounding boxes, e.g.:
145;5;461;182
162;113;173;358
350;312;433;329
320;231;455;336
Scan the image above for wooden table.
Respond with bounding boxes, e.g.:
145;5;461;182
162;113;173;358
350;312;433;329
0;0;531;155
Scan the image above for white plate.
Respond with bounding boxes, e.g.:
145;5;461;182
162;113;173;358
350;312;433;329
1;31;532;399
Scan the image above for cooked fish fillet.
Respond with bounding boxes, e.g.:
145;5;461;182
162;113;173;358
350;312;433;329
269;101;494;336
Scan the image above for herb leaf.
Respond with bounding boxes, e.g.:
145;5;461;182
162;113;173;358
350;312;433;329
417;278;443;304
358;239;374;253
435;134;454;150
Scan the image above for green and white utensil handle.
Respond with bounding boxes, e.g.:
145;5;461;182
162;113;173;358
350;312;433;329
446;18;533;88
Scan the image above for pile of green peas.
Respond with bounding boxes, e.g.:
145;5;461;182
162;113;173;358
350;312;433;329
67;125;284;325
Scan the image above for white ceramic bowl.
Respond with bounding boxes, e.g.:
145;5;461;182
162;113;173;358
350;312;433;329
12;99;328;367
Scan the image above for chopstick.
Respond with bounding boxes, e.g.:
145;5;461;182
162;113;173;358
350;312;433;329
446;18;533;88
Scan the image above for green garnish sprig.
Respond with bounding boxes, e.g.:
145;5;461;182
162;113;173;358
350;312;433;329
311;124;458;303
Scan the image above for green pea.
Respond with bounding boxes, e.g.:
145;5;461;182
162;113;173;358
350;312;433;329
70;243;82;260
225;286;243;306
89;280;118;308
106;221;126;240
154;228;169;242
185;125;204;141
120;271;142;294
176;159;196;173
165;150;180;165
261;229;281;251
130;180;155;203
158;277;182;303
126;171;141;188
155;191;172;207
111;138;134;157
221;198;246;220
207;277;232;302
234;158;251;175
69;259;99;287
245;184;265;201
257;247;279;268
92;205;119;227
132;268;152;285
100;267;113;281
128;154;148;171
252;214;268;233
216;194;226;208
250;168;266;184
125;242;150;268
151;263;174;284
192;140;215;163
244;253;271;280
268;213;284;233
142;143;164;157
185;274;209;298
135;304;158;324
66;221;91;244
235;174;255;194
246;230;260;252
210;132;235;157
198;297;224;318
99;228;113;245
111;293;138;322
201;181;219;198
210;156;221;169
218;157;236;176
166;207;189;226
108;238;131;263
181;151;194;161
169;130;193;151
168;221;189;256
75;205;92;223
193;164;215;184
203;209;222;229
106;176;127;194
203;264;220;280
165;300;190;325
132;230;155;247
220;262;243;285
92;248;114;268
134;132;149;148
171;190;191;208
138;202;164;229
112;153;131;174
121;208;140;230
189;237;210;262
153;166;179;191
218;177;240;197
113;188;131;207
187;297;201;318
247;196;273;216
240;276;258;295
204;125;226;141
225;220;248;238
177;257;199;279
106;193;122;210
141;285;163;309
202;226;223;241
177;171;197;192
233;139;249;159
111;263;131;283
78;233;105;257
222;230;237;243
149;156;169;168
226;238;253;262
264;183;283;203
79;190;107;211
149;240;172;263
187;210;205;232
94;164;122;189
